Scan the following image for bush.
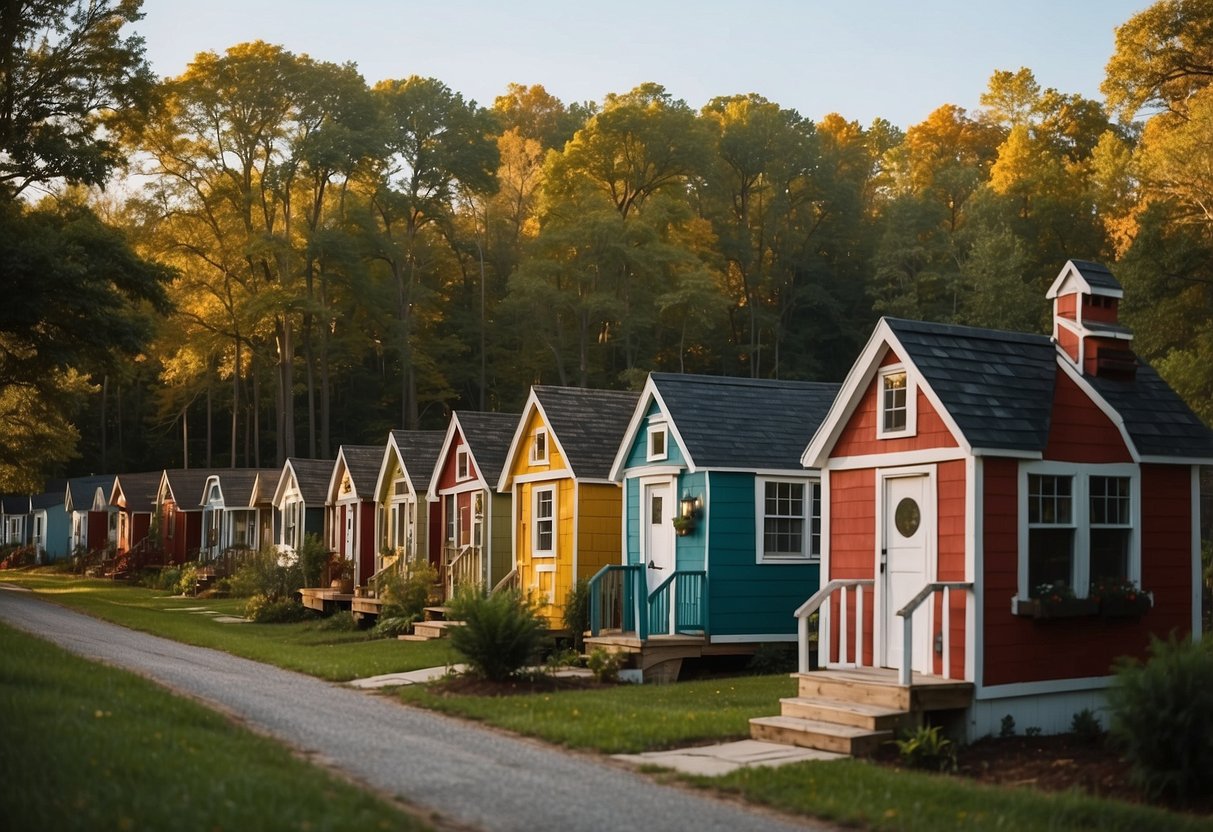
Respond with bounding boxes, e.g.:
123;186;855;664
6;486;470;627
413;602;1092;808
746;642;797;675
562;579;590;653
1108;635;1213;804
0;545;37;570
586;647;623;683
245;594;313;624
153;567;181;592
893;724;956;772
230;547;304;601
370;613;417;639
298;534;329;588
175;562;199;596
1071;708;1103;743
376;559;436;621
447;589;546;682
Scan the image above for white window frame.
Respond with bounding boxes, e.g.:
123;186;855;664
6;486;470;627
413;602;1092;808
456;448;471;481
530;429;549;464
755;476;822;563
877;365;916;439
647;423;669;462
444;494;457;545
1017;462;1140;600
532;485;556;557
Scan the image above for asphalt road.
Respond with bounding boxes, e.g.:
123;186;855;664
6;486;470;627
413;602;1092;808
0;587;826;832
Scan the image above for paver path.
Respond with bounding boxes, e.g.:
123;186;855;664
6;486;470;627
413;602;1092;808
0;588;827;832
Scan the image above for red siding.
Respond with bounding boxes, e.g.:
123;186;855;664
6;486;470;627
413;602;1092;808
1056;327;1079;363
437;432;476;490
1055;293;1077;321
934;460;967;679
827;469;875;666
358;501;376;586
87;511;108;552
427;501;442;567
131;514;151;550
1081;295;1118;324
1043;372;1132;463
834;351;959;458
981;460;1193;687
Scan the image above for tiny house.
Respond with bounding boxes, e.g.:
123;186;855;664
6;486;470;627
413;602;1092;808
327;445;385;587
109;472;163;555
199;470;277;559
497;386;639;629
271;458;333;554
156;469;221;564
373;430;445;576
65;475;116;553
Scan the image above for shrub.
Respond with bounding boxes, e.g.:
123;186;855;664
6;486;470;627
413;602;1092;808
153;567;181;592
370;612;417;639
586;647;623;683
447;589;546;682
245;593;313;624
175;562;199;596
1107;635;1213;804
999;714;1016;737
746;642;797;675
893;724;956;772
0;545;37;570
297;534;329;588
229;547;305;601
562;579;590;653
316;610;358;632
376;559;436;621
1071;708;1103;743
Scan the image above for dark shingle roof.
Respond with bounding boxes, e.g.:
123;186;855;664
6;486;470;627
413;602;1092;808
0;494;29;514
284;459;335;505
338;446;384;497
112;471;164;514
1069;259;1122;292
162;469;224;509
30;479;66;510
886;318;1058;452
390;430;446;485
456;412;521;485
651;373;841;470
213;469;279;507
65;475;116;511
1088;363;1213;459
534;387;641;479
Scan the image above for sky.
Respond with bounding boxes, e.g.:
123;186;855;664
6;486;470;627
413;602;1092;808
135;0;1150;130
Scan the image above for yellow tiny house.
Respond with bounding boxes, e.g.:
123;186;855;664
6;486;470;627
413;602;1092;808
498;386;639;629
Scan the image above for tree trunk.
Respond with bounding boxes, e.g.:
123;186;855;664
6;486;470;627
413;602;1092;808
231;338;241;468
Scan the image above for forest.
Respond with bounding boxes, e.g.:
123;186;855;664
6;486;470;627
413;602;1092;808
3;0;1213;492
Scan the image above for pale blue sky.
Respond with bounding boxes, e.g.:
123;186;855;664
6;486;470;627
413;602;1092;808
136;1;1148;129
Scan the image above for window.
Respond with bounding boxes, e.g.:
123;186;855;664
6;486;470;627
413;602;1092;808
877;366;915;438
758;478;821;561
1022;467;1136;598
647;424;668;461
533;487;555;555
530;429;549;464
444;494;456;544
456;448;471;481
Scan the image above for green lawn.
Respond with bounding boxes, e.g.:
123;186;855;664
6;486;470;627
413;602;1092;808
0;621;429;832
2;570;454;680
397;674;796;753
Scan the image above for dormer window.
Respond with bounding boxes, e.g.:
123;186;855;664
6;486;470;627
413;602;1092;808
878;366;916;439
647;424;668;462
530;429;549;464
456;447;471;481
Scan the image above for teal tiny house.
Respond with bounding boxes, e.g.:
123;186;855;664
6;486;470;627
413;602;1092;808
587;373;839;680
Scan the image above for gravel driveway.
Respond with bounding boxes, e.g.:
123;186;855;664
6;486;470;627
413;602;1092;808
0;587;826;832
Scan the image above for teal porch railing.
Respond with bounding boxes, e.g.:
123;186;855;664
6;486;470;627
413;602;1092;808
588;564;708;640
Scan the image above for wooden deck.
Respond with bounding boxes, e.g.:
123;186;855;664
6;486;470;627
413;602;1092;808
583;632;768;683
298;587;353;613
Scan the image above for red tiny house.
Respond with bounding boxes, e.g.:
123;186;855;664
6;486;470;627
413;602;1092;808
802;260;1211;739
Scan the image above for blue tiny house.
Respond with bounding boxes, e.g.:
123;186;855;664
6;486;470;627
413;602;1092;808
588;373;839;679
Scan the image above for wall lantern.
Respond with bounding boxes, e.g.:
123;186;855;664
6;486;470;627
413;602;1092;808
680;495;697;519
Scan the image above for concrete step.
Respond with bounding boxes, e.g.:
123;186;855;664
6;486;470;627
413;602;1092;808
778;696;911;732
749;714;892;757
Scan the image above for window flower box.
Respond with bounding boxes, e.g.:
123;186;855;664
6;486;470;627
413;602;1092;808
1091;579;1152;618
1014;597;1100;619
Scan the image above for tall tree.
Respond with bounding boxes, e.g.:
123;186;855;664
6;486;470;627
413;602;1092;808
1103;0;1213;119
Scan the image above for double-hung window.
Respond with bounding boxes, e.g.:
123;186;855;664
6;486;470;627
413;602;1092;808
533;487;555;556
530;430;548;464
757;478;821;562
877;366;916;438
1022;465;1136;598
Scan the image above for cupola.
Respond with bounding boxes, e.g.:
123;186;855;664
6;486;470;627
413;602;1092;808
1046;259;1136;380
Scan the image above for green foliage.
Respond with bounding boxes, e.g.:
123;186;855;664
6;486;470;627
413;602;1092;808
175;562;199;596
1071;708;1104;743
376;559;436;621
1000;714;1016;738
369;614;417;639
0;545;37;570
229;548;303;602
154;567;181;592
297;535;329;589
746;642;797;675
586;647;624;683
447;589;547;682
316;610;358;632
1108;634;1213;804
244;594;312;624
892;724;957;772
562;579;590;653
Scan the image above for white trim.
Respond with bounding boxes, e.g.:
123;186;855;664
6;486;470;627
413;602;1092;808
1193;465;1203;643
876;364;916;439
826;447;970;471
531;484;557;557
1046;260;1123;301
608;378;699;481
710;633;797;644
969;456;982;688
530;427;549;465
511;470;573;485
456;447;472;482
876;465;937;672
571;478;580;580
976;675;1113;700
647;423;669;462
1141;454;1213;465
1055;357;1140;463
618;464;684;478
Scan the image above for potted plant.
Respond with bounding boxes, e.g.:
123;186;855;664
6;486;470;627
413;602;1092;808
329;555;355;594
1090;578;1152;618
1016;581;1099;619
672;514;696;537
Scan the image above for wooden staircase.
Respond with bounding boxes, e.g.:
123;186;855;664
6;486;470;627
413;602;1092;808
400;606;464;641
750;667;973;757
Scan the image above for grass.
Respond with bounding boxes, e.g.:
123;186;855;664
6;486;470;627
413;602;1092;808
686;759;1213;832
1;570;454;680
0;621;429;832
397;674;797;753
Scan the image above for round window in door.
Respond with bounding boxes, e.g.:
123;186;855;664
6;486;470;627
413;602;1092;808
895;498;921;537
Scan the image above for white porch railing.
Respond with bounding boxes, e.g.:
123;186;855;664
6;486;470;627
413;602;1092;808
794;579;874;674
896;581;972;685
445;544;482;598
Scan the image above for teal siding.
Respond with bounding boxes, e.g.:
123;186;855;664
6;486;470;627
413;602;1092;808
625;478;640;566
622;401;686;470
705;471;819;637
673;470;706;571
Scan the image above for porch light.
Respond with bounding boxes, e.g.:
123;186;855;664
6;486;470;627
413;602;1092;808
680;495;698;519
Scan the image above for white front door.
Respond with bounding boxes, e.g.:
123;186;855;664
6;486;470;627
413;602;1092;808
643;481;676;598
882;473;932;673
345;506;355;557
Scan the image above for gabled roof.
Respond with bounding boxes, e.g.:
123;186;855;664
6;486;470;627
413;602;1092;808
159;469;224;509
30;479;66;511
0;494;30;514
273;458;334;507
1046;258;1123;299
500;386;640;489
204;469;279;508
375;430;446;500
330;445;385;501
65;475;115;512
612;373;841;478
428;411;520;498
110;471;164;514
805;315;1213;466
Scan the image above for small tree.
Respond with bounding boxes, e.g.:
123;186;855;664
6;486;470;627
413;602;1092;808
1107;635;1213;804
447;589;546;682
562;579;590;653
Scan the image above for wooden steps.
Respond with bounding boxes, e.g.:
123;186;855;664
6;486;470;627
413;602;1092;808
749;668;973;757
